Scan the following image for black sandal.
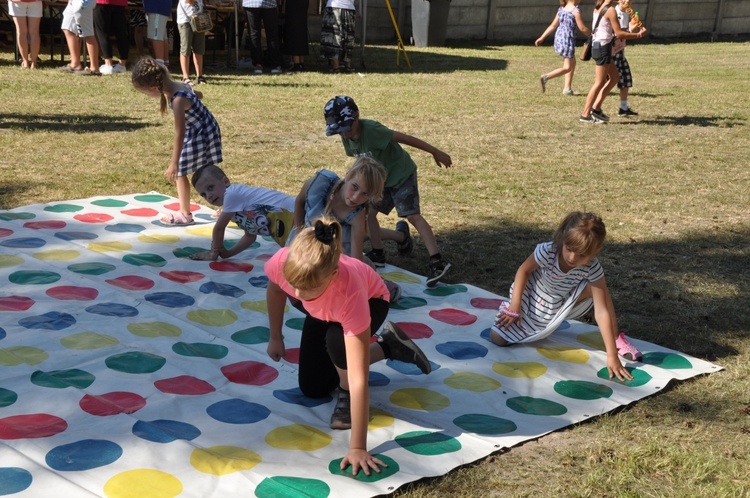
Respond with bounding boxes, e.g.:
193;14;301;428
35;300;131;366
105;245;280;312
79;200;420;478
196;75;207;85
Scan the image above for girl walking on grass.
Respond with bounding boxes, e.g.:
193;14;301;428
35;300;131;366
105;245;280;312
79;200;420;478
535;0;590;95
490;211;642;382
131;56;222;225
265;217;431;476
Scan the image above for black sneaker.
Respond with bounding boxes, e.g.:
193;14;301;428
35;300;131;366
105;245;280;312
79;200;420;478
579;114;602;124
591;109;610;123
364;250;386;267
426;259;451;288
618;107;639;117
330;388;351;430
380;321;431;374
395;220;413;255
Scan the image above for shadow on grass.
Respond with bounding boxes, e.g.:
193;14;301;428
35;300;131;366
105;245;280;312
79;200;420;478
619;115;746;127
0;183;34;210
383;220;749;362
0;113;157;132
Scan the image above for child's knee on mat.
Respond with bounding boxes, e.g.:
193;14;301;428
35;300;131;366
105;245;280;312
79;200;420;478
490;329;510;347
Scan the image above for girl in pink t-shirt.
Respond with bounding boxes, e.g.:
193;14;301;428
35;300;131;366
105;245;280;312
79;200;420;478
265;217;431;477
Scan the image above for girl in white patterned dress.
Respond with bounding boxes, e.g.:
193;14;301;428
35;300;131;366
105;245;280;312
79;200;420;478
491;211;641;381
132;56;222;225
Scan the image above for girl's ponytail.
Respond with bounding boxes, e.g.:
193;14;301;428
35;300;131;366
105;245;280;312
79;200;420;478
284;217;342;290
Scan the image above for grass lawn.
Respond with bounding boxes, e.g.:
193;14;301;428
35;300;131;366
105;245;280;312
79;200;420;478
0;36;749;496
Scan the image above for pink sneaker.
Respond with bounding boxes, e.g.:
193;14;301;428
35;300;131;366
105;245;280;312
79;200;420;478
616;333;643;361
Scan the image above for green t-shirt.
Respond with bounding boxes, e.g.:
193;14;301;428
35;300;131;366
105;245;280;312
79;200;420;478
340;119;417;188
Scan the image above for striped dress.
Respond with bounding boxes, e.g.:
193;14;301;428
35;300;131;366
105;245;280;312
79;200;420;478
493;241;603;344
170;90;222;177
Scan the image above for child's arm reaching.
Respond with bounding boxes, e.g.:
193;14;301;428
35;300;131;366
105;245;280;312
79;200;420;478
573;8;591;36
293;178;313;233
535;15;560;46
190;210;257;261
495;253;539;329
590;277;633;382
265;281;288;362
391;131;452;168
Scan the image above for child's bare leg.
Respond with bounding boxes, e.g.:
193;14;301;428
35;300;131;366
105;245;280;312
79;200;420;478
563;57;576;91
368;209;383;250
593;65;619;110
545;58;573;82
84;35;99;71
490;329;509;346
176;176;193;218
379;227;407;244
63;29;82;68
406;214;438;256
180;53;191;79
193;52;203;77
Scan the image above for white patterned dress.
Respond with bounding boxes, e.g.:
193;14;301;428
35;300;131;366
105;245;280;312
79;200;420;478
492;241;603;344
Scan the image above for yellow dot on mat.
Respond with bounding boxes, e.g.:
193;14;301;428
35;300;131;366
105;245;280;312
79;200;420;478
61;331;120;350
32;250;80;261
0;255;24;268
390;388;450;411
186;225;214;237
127;321;182;338
492;361;548;379
576;331;606;351
88;241;132;253
104;469;182;498
241;300;272;314
379;271;422;284
536;346;590;363
137;234;180;244
186;308;238;326
444;372;501;392
369;407;395;430
265;424;332;451
0;346;49;366
190;446;262;476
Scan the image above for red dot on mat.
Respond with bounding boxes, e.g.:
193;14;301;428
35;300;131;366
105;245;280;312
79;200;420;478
154;375;216;395
209;261;254;273
470;297;504;310
429;308;478;326
79;392;147;416
0;295;35;311
121;208;159;217
396;322;434;339
221;361;279;386
159;270;205;284
74;213;114;223
0;414;68;440
163;202;200;213
23;220;67;230
105;275;156;290
46;286;99;301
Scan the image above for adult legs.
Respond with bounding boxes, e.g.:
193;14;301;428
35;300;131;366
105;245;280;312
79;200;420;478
583;63;612;117
12;16;30;67
259;7;281;69
62;29;83;69
27;16;41;67
245;8;264;67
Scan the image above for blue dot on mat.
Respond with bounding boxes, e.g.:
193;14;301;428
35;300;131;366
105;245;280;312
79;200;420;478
368;371;390;387
45;439;122;471
85;303;139;317
386;359;439;375
55;231;99;241
435;341;488;360
105;223;146;233
248;276;269;288
0;467;32;494
0;327;5;341
199;282;246;298
273;387;333;408
132;419;202;443
19;311;76;331
0;237;46;248
144;292;196;308
557;321;571;331
206;399;272;424
479;328;493;343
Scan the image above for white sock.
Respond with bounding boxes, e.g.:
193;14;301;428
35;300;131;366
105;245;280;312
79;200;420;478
620;100;628;110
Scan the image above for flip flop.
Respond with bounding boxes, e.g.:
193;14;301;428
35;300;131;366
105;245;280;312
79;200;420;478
161;212;194;226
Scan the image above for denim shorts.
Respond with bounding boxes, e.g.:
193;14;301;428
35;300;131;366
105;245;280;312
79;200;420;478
373;172;421;217
592;41;613;66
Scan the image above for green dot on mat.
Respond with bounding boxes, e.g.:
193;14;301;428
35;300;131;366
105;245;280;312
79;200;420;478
172;342;228;359
134;194;170;202
92;199;128;207
453;414;517;436
506;396;568;416
0;212;34;221
576;331;605;351
0;255;24;268
8;270;61;285
186;309;238;326
30;369;96;389
61;331;120;350
105;352;167;374
423;285;468;297
0;346;48;366
231;326;270;344
0;388;18;408
128;322;182;338
173;247;206;258
597;367;653;387
122;253;168;267
328;454;399;482
44;204;84;213
390;296;428;310
285;318;305;331
255;476;330;498
68;262;117;275
395;430;462;455
642;352;693;369
554;380;613;400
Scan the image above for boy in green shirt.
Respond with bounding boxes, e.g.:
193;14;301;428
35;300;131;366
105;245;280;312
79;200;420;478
324;95;453;287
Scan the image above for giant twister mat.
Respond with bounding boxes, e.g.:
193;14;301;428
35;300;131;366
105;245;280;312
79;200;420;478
0;193;720;497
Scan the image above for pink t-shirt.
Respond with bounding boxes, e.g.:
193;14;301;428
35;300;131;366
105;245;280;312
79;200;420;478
265;248;389;336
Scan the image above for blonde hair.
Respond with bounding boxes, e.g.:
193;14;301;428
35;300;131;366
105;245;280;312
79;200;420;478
131;56;172;116
283;217;342;290
553;211;606;257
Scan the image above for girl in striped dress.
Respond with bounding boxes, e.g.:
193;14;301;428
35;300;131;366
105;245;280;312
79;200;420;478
490;211;641;381
131;56;222;225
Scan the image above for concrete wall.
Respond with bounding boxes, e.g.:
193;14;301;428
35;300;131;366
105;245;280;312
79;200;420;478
357;0;750;43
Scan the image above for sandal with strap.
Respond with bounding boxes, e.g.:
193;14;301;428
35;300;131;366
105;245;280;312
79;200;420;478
183;77;193;86
161;212;194;226
616;332;643;361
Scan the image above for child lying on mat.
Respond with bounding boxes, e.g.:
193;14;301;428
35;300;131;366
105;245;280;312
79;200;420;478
490;211;642;381
189;165;295;261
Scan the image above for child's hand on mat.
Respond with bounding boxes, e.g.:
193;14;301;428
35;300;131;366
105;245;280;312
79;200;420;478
189;250;218;261
342;449;386;477
607;356;633;382
267;338;286;362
